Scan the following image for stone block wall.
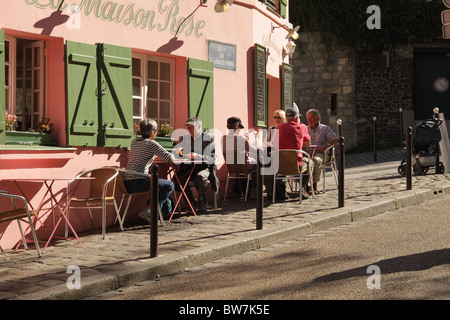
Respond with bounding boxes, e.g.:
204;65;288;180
292;32;414;151
292;32;357;148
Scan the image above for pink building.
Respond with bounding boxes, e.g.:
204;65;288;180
0;0;297;249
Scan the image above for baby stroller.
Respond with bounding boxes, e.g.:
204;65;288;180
398;118;445;176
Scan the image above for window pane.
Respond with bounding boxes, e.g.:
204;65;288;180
33;92;39;112
34;47;40;67
160;82;170;100
26;70;32;89
5;40;9;63
148;80;158;99
5;65;9;86
34;69;40;89
25;48;32;68
133;78;141;96
133;98;141;117
148;100;158;118
159;101;170;119
132;58;141;77
148;61;158;79
160;62;170;81
25;92;31;113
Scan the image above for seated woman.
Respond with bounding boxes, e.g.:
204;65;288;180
122;118;175;222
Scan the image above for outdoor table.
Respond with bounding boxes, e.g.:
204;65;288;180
0;177;92;252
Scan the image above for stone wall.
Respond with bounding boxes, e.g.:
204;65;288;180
354;44;414;151
292;32;414;151
291;32;357;148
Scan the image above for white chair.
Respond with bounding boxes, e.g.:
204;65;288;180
0;191;41;257
223;150;254;202
272;149;313;203
322;145;338;193
66;167;121;239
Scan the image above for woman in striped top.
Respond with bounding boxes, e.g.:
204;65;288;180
123;119;175;222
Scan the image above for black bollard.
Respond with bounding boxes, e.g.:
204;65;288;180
150;164;159;258
399;108;404;149
406;127;412;190
373;116;377;162
256;148;263;230
338;136;345;208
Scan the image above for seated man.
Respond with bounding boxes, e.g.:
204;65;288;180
303;109;338;195
271;107;311;199
222;116;259;196
174;117;218;213
222;116;258;171
122;118;175;222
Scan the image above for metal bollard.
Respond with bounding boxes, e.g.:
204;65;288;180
399;108;404;149
338;136;345;208
150;164;159;258
256;148;263;230
373;116;377;162
406;127;412;190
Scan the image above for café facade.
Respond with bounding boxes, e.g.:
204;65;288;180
0;0;296;249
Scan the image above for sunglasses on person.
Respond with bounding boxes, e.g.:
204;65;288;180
273;116;282;119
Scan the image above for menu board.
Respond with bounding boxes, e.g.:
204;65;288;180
254;44;267;128
281;63;294;110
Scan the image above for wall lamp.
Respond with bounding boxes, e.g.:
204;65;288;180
215;0;233;12
285;39;296;58
273;25;300;40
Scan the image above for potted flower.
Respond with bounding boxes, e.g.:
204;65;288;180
35;117;54;134
155;122;174;150
5;111;17;131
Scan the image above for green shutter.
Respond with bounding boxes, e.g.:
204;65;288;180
98;43;133;148
187;58;214;130
281;62;294;110
0;30;5;145
280;0;287;18
66;40;99;147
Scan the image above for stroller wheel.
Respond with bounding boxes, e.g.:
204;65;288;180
398;164;406;176
436;162;445;174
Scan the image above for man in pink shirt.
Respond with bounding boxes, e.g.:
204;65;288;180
275;108;311;168
270;108;311;200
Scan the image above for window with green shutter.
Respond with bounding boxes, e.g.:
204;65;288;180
187;58;214;131
66;41;133;148
265;0;287;18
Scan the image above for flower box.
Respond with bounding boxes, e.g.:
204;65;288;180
154;136;174;150
5;131;56;146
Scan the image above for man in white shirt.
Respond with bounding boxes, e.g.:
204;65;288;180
303;109;338;195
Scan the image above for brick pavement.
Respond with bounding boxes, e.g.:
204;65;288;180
1;148;449;300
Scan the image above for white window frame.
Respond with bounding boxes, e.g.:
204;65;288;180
132;53;174;131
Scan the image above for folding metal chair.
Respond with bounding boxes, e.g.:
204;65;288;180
65;167;121;239
322;145;338;193
223;150;254;202
0;191;41;257
272;149;313;204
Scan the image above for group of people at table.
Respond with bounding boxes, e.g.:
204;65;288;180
123;107;338;223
